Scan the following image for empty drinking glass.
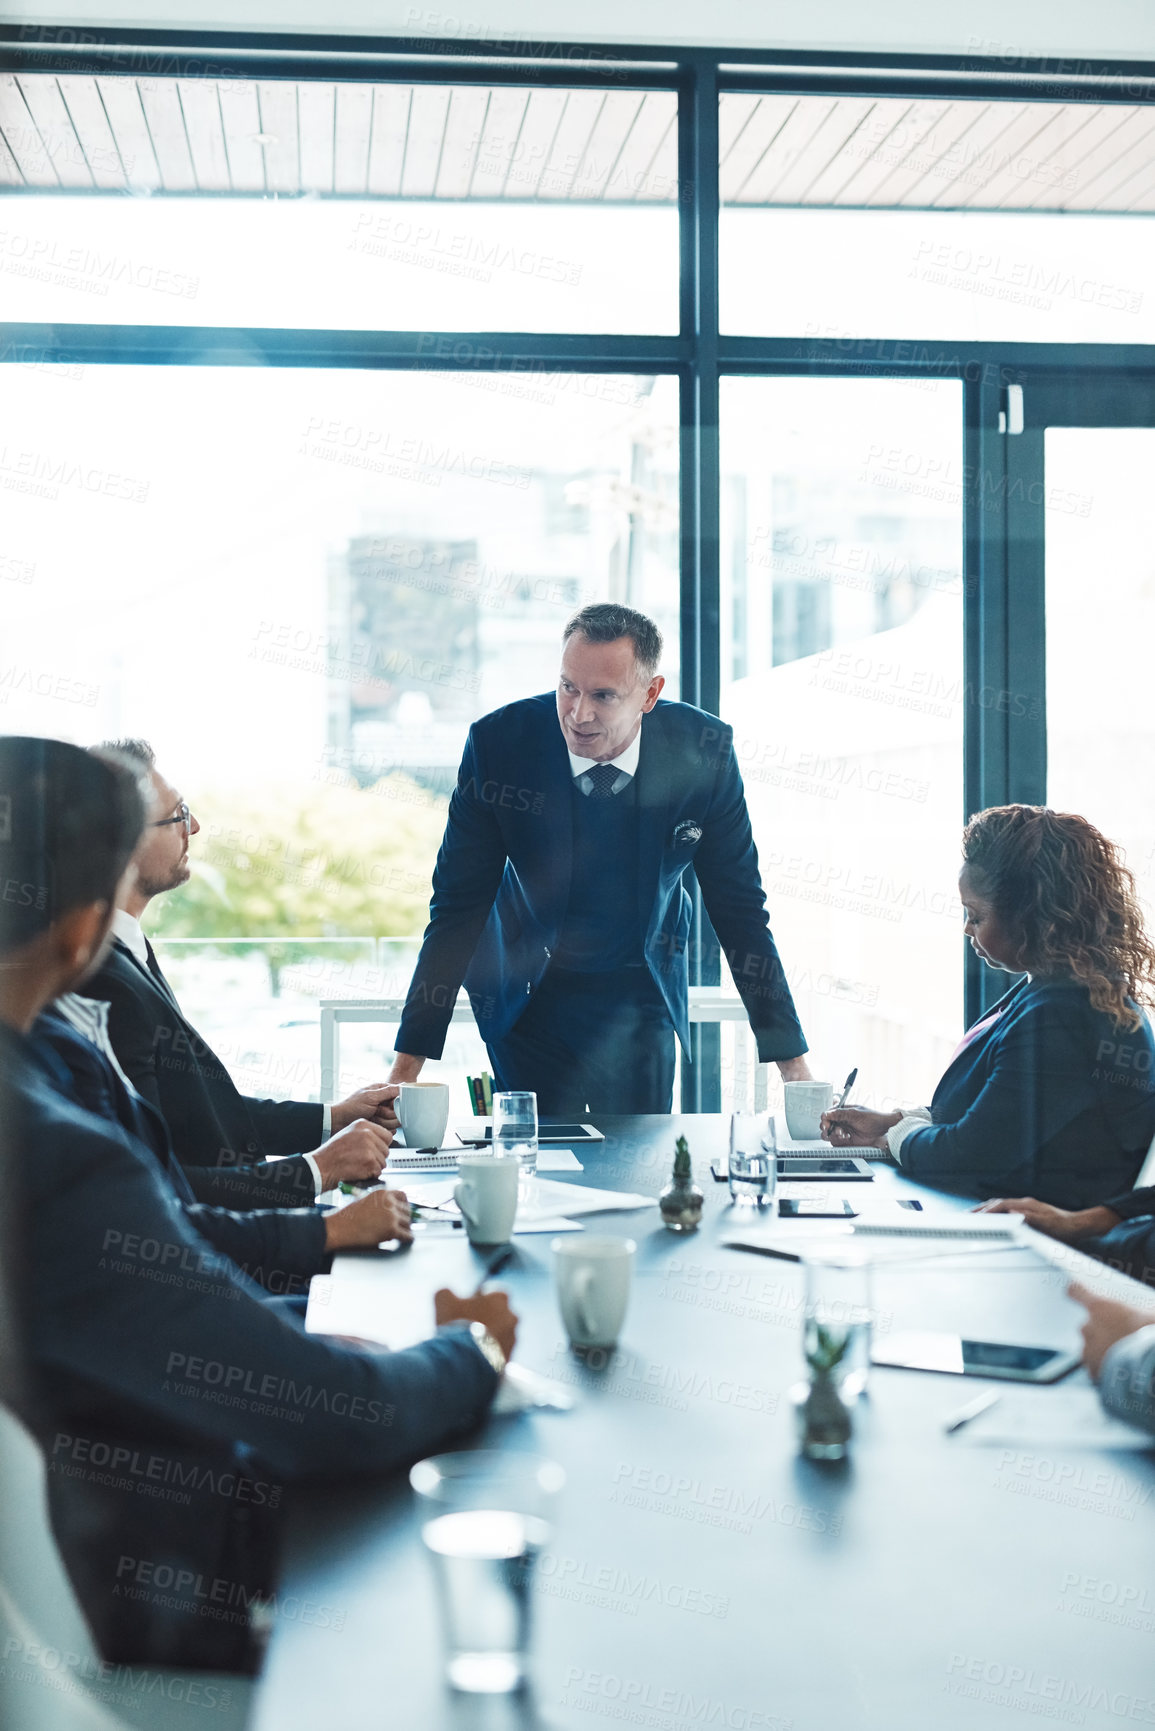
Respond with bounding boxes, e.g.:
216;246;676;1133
728;1112;776;1206
493;1090;538;1179
411;1451;564;1693
802;1252;874;1401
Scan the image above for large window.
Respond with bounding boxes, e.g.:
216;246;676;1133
4;39;1155;1107
720;377;964;1108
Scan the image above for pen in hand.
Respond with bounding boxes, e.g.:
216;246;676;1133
473;1244;516;1295
835;1067;858;1109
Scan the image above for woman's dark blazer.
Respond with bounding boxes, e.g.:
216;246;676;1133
897;977;1155;1209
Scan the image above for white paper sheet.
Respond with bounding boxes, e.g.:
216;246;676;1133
515;1177;656;1222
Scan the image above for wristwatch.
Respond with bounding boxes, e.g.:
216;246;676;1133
468;1319;508;1377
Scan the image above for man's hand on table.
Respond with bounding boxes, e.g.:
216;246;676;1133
974;1197;1123;1243
324;1188;412;1252
312;1119;393;1188
330;1083;400;1135
821;1107;901;1149
435;1288;518;1366
1068;1280;1155;1379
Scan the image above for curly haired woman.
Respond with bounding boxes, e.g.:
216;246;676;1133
820;806;1155;1207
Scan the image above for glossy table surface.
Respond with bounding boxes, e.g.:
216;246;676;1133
254;1116;1155;1731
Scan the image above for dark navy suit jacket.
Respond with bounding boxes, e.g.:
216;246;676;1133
83;937;324;1207
33;1006;329;1294
898;978;1155;1208
396;694;807;1063
0;1019;497;1671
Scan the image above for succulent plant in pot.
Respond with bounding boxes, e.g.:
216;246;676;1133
659;1135;704;1233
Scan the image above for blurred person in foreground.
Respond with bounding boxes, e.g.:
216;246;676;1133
821;807;1155;1207
0;736;516;1671
83;738;397;1206
1068;1280;1155;1435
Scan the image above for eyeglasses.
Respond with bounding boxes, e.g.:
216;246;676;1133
152;802;191;831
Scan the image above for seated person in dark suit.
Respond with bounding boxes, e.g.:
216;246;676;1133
821;806;1155;1208
0;736;516;1672
35;994;414;1294
976;1183;1155;1289
83;738;398;1208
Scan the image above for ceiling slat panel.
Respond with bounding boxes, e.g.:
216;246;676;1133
334;82;372;194
17;74;90;188
1060;109;1155;209
435;85;488;198
915;101;1029;207
941;102;1069;208
539;90;606;199
820;99;924;204
1090;139;1155;210
217;81;265;193
856;100;977;206
255;81;299;196
469;86;528;198
401;83;451;197
571;90;644;199
718;93;760;162
970;104;1083;209
638;107;678;201
503;88;566;198
1013;105;1132;211
771;96;876;204
95;78;162;191
0;74;60;186
610;90;677;201
366;84;410;197
0;127;24;186
297;81;335;194
740;97;838;203
894;102;1006;207
721;96;798;202
57;76;127;189
137;79;197;192
175;77;230;192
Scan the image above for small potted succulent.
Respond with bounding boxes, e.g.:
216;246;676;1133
659;1134;704;1233
794;1324;853;1460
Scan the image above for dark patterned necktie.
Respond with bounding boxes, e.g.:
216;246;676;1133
586;763;620;800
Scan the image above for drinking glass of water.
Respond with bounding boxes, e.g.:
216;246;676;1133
803;1253;874;1401
411;1450;564;1694
493;1090;538;1179
728;1112;776;1206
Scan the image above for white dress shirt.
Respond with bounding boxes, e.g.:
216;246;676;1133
567;728;641;794
111;909;329;1192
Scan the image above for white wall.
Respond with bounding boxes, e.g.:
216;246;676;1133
7;0;1155;60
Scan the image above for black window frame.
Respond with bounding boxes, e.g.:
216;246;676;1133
4;26;1155;1100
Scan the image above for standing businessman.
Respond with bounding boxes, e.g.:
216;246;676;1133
390;603;810;1113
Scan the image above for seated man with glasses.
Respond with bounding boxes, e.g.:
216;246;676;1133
81;740;395;1207
0;735;514;1670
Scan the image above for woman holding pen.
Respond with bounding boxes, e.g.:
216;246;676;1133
820;806;1155;1209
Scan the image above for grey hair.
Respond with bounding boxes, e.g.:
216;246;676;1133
562;603;663;678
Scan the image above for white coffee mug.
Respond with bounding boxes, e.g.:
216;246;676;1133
398;1082;450;1150
784;1081;834;1140
552;1236;636;1349
454;1154;520;1245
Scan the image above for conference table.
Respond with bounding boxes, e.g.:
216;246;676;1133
253;1116;1155;1731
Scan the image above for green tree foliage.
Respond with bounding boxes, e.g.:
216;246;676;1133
148;773;448;987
